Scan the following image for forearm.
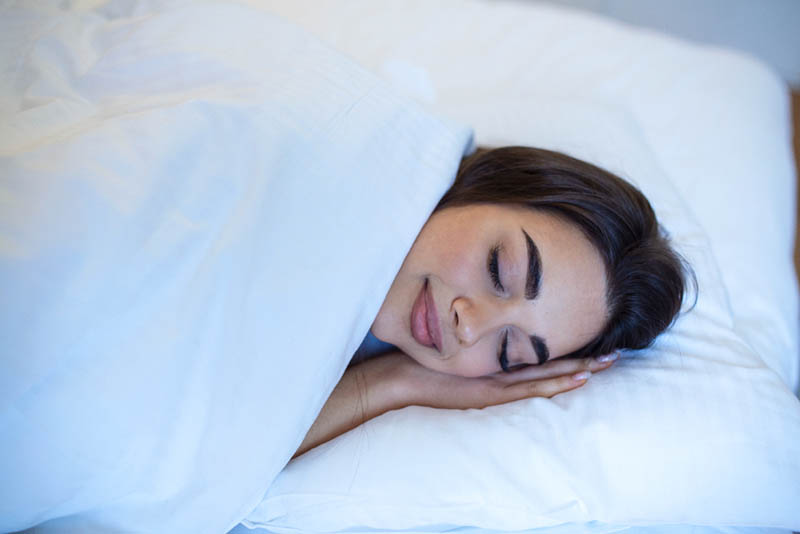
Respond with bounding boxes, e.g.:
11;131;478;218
293;354;406;458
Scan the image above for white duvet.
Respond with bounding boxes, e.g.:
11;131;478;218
0;4;470;532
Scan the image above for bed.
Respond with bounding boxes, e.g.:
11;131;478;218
237;2;800;532
1;1;799;533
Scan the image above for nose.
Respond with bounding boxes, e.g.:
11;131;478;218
451;295;511;347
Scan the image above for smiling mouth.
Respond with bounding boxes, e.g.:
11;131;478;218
410;278;443;353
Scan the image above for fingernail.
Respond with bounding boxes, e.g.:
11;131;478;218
572;371;592;382
596;351;619;363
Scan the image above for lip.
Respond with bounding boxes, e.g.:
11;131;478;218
424;280;443;352
410;278;443;353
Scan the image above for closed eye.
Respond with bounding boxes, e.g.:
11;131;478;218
498;331;533;373
488;244;504;292
498;330;510;372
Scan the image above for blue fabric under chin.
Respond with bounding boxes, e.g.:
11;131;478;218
350;330;397;367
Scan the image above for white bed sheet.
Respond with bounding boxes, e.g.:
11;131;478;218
231;524;791;534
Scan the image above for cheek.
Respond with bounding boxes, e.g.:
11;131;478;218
539;275;608;354
427;241;484;289
445;342;498;378
411;221;482;275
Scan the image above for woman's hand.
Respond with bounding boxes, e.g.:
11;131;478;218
389;350;618;411
293;350;616;458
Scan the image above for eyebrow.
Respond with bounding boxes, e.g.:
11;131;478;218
521;229;549;365
521;229;541;300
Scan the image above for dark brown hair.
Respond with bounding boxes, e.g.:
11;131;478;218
436;146;692;359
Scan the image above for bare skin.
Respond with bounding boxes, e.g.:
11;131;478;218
371;205;609;377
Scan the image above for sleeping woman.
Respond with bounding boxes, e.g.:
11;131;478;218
294;146;689;458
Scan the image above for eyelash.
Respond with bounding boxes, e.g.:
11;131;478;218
488;245;504;292
490;246;511;373
499;330;510;373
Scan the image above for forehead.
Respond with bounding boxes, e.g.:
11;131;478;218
496;205;609;355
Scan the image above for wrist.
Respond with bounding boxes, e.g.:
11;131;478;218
358;352;419;414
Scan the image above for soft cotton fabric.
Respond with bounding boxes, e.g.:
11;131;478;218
0;3;471;532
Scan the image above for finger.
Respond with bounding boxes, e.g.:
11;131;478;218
499;371;592;402
497;351;618;383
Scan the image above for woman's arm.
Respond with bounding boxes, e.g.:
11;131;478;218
293;351;616;458
293;353;408;458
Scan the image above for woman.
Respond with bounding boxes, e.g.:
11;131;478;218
294;146;689;458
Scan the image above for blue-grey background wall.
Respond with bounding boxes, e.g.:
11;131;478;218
537;0;800;88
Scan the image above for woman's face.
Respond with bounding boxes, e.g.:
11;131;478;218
371;204;609;377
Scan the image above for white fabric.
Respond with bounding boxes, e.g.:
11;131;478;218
231;524;791;534
232;525;791;534
241;0;800;532
0;3;470;532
